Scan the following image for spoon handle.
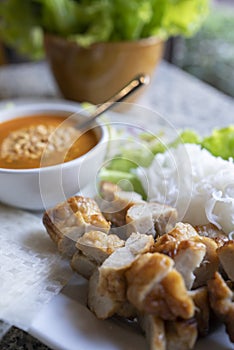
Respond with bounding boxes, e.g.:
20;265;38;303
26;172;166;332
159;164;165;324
77;74;150;131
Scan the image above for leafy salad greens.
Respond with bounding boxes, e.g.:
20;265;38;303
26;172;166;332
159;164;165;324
0;0;209;58
100;126;234;198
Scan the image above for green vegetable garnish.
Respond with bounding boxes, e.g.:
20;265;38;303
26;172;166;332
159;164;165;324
170;129;201;148
101;125;234;197
99;168;146;199
0;0;43;59
0;0;209;58
202;126;234;160
106;158;137;173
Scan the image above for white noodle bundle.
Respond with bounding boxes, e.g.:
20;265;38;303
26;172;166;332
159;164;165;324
138;144;234;235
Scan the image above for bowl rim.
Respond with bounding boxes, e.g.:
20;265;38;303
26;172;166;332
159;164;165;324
0;99;109;174
44;33;164;49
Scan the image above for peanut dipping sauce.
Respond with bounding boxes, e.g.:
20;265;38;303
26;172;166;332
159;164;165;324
0;115;98;169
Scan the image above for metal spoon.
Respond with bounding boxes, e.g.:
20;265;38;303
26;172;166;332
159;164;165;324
73;74;150;131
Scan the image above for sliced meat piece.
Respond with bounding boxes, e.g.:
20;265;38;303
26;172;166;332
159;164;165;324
98;181;143;227
166;318;198;350
195;223;228;247
208;272;234;343
152;223;199;254
126;252;195;320
126;204;155;237
166;222;199;240
173;240;206;290
153;223;206;290
99;181;121;201
193;236;219;288
189;287;210;337
43;196;110;257
153;223;219;289
154;239;206;290
88;269;137;319
126;202;178;238
149;203;178;236
152;235;178;257
126;253;174;313
88;269;121;319
139;314;166;350
217;240;234;281
71;251;97;279
140;314;197;350
43;208;64;244
57;234;78;258
159;269;195;319
76;231;125;265
98;233;154;303
151;222;197;255
116;301;137;319
125;231;155;255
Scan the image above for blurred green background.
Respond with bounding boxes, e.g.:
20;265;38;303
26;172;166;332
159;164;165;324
172;0;234;97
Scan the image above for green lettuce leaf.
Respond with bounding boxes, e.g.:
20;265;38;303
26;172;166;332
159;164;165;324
202;126;234;160
99;168;146;198
0;0;209;57
162;0;209;37
0;0;43;59
170;129;201;148
37;0;79;35
68;1;113;46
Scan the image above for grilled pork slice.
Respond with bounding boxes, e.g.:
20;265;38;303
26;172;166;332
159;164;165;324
126;203;155;237
154;269;195;319
115;301;137;319
126;253;174;314
71;231;125;279
88;233;154;320
192;236;219;289
217;240;234;281
139;314;197;350
98;181;143;227
153;223;200;254
208;272;234;343
126;252;195;320
189;287;210;336
153;223;219;289
166;318;198;350
76;231;125;265
71;251;97;279
139;315;166;350
98;233;154;302
195;223;228;248
164;222;199;241
152;222;199;253
88;268;121;319
153;223;206;289
57;233;78;258
43;196;110;257
99;181;121;201
126;202;178;238
173;241;206;290
154;238;206;290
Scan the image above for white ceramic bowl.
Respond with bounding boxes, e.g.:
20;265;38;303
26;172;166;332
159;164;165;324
0;100;109;210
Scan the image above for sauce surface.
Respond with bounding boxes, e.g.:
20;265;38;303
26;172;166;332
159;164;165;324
0;115;98;169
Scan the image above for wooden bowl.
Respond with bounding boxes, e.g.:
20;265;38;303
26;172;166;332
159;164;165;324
44;35;164;104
